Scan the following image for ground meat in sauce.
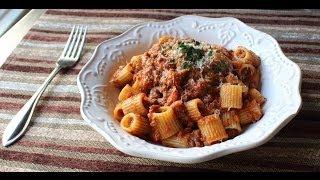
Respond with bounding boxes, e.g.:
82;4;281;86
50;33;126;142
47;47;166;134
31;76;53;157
111;36;264;148
187;130;204;147
143;38;236;146
170;100;194;128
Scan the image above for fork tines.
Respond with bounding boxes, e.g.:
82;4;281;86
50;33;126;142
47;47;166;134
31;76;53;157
60;25;87;60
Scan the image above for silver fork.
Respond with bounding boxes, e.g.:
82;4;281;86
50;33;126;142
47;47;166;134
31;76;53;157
2;25;87;147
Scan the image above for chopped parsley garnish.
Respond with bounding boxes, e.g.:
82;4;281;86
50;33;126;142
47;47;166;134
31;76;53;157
178;42;188;54
178;42;205;69
208;50;213;57
214;60;229;73
181;61;193;69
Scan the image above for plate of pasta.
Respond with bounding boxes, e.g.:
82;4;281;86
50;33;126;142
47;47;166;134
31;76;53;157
77;15;302;163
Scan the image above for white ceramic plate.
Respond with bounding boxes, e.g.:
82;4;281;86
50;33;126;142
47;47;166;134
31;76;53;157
77;15;302;164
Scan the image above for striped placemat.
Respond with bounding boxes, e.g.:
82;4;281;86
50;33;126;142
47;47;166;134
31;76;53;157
0;9;319;172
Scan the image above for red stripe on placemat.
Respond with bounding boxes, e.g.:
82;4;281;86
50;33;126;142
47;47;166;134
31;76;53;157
0;102;80;115
281;47;320;54
142;9;320;19
17;140;129;157
0;149;210;172
45;10;320;26
0;92;80;102
29;28;121;36
279;40;320;46
23;33;110;44
5;56;87;67
1;64;81;75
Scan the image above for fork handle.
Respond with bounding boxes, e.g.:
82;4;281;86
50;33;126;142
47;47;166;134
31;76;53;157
2;65;62;147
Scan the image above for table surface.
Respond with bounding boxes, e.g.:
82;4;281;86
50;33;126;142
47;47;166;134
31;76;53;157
0;9;319;172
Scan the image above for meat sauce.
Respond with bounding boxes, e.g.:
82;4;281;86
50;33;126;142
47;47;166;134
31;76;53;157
111;36;263;148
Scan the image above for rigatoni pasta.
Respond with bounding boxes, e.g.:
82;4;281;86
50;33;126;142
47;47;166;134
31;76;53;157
110;36;265;148
185;98;204;122
120;113;150;137
221;111;241;137
149;106;182;140
118;84;137;101
220;84;243;109
162;133;189;148
239;100;262;125
198;113;228;145
130;55;143;71
249;88;265;104
111;64;133;87
234;46;260;67
113;102;124;121
121;93;148;115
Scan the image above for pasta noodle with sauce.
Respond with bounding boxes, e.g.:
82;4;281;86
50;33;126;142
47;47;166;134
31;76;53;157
220;83;243;109
111;64;133;87
149;106;182;140
121;93;148;115
185;98;204;122
110;36;265;148
120;113;150;137
198;113;228;145
118;84;137;101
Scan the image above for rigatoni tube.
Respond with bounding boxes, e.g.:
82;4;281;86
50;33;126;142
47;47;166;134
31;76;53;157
221;111;241;137
111;64;133;87
113;102;124;121
162;133;189;148
220;83;243;109
122;93;148;115
118;84;137;101
239;99;262;125
185;98;204;122
198;113;228;145
234;46;260;67
150;106;182;140
120;113;150;137
249;88;265;104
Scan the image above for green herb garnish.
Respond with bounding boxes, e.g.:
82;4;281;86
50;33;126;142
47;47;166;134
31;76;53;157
178;42;205;69
214;60;229;73
208;50;213;57
179;42;204;62
181;61;193;69
178;42;189;54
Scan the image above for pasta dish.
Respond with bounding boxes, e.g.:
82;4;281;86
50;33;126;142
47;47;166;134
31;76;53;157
110;36;265;148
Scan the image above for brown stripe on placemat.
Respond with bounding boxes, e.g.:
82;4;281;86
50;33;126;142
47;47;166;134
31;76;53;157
45;9;320;27
144;9;320;19
29;28;121;36
0;102;80;115
47;9;320;20
282;47;320;54
23;33;110;44
23;32;320;52
279;40;320;46
1;64;81;75
17;140;129;157
0;92;80;102
301;69;320;79
0;150;215;172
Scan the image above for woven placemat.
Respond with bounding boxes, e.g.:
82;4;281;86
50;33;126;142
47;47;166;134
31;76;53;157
0;9;319;172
